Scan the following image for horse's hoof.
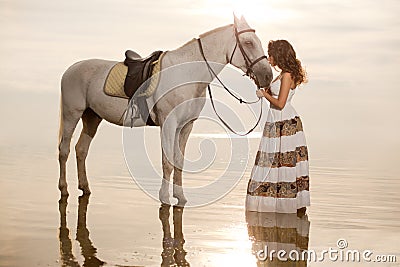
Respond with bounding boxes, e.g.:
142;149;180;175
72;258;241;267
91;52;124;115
160;198;171;205
176;196;187;207
173;186;187;206
173;194;187;207
159;196;171;205
159;190;171;205
176;198;187;207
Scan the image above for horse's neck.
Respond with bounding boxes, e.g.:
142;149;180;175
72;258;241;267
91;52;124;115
165;25;233;71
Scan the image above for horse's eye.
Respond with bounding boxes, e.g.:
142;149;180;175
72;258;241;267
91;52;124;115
245;41;253;46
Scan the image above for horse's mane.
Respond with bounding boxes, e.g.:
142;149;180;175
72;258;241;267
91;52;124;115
177;24;233;48
199;24;233;38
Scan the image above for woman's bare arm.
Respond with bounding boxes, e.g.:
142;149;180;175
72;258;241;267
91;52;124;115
258;73;292;110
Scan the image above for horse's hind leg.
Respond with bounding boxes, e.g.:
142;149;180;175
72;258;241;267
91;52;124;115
75;108;102;194
59;107;83;196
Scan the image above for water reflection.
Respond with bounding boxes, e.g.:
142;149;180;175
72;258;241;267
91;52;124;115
58;195;105;267
246;211;310;266
159;204;190;267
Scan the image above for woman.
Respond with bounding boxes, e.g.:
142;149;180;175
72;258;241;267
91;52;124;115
246;40;310;216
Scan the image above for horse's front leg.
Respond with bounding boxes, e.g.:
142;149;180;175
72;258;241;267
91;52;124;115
173;121;194;206
159;120;177;205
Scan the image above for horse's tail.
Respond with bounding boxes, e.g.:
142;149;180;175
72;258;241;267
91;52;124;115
58;95;64;147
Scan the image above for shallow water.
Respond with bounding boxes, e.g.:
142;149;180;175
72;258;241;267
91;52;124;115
0;92;399;266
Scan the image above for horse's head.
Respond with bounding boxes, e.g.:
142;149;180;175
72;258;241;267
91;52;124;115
229;15;272;88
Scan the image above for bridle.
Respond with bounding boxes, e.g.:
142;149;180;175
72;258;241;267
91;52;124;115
196;24;268;136
229;26;268;88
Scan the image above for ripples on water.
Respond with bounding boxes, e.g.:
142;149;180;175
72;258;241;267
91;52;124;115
1;130;399;266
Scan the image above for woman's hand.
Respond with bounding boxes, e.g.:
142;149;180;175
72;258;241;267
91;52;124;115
256;89;265;98
264;87;272;95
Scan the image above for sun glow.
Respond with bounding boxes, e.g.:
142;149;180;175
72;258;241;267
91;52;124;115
205;223;256;266
198;0;296;22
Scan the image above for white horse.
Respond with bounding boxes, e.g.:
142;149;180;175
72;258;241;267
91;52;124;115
58;15;272;205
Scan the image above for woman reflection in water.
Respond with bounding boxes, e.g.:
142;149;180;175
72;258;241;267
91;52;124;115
246;211;310;266
246;40;310;215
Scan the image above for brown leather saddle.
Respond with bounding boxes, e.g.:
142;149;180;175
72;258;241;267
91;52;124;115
123;50;163;126
123;50;163;98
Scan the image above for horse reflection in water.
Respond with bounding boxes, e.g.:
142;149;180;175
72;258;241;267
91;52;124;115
58;195;105;267
159;204;190;267
246;211;310;267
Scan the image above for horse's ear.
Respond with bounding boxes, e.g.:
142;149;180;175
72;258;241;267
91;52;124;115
240;15;251;28
234;14;251;30
233;12;240;26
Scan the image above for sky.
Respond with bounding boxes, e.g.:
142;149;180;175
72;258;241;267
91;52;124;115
1;0;398;93
0;0;399;168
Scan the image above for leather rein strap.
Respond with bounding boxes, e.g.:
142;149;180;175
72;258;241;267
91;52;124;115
197;30;264;136
230;28;268;85
207;79;263;136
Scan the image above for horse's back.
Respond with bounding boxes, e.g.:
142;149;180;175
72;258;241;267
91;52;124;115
62;59;117;87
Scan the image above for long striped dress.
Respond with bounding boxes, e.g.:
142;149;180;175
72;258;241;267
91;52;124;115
246;77;310;213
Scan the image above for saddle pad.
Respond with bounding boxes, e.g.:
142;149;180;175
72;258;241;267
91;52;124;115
104;52;164;99
104;62;129;99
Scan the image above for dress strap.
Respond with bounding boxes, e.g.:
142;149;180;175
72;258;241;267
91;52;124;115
271;73;282;83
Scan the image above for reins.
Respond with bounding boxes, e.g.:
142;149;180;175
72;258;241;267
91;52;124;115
196;26;268;136
197;38;260;105
207;81;264;136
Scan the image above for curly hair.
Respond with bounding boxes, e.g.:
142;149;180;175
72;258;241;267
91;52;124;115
268;40;307;86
